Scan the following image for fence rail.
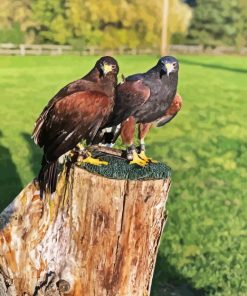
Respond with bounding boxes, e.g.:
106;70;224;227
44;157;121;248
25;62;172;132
0;43;246;56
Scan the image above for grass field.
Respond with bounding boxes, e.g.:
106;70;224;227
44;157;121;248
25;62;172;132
0;55;246;295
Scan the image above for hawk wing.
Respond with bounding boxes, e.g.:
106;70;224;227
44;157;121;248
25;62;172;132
106;79;151;127
32;79;104;145
35;90;112;161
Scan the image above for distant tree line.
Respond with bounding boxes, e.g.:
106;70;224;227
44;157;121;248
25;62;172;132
0;0;191;48
187;0;247;48
0;0;246;48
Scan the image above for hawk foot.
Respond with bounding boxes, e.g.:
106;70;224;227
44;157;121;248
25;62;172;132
138;151;158;164
129;151;147;167
77;156;108;166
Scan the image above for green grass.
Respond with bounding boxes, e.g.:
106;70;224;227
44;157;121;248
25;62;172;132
0;55;246;295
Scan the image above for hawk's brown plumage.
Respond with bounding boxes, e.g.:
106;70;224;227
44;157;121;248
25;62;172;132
32;56;119;196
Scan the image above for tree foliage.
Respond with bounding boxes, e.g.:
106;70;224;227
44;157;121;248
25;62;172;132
0;0;36;43
0;0;192;47
187;0;247;47
31;0;70;44
183;0;196;7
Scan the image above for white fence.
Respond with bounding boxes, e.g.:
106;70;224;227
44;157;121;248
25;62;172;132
0;43;246;56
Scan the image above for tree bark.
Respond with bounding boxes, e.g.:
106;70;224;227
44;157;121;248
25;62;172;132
0;162;170;296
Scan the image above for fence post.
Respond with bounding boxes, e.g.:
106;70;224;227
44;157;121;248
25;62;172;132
19;44;26;56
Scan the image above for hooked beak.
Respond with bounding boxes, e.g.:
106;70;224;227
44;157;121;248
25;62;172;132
161;62;177;77
164;63;174;77
101;63;113;76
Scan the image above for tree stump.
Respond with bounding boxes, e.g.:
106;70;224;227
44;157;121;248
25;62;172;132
0;150;171;296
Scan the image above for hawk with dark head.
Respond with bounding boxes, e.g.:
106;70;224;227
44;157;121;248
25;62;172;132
32;56;119;197
96;56;181;165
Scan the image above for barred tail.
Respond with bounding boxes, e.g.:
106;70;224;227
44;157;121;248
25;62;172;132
38;156;58;198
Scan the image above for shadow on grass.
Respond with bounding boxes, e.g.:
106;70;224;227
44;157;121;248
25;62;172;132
21;132;42;178
180;58;247;74
151;253;212;296
0;131;23;211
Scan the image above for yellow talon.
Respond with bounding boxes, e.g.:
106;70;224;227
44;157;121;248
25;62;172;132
78;156;108;166
139;151;158;164
77;143;84;150
129;151;147;167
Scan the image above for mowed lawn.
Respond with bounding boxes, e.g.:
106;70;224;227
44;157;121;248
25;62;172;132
0;55;246;295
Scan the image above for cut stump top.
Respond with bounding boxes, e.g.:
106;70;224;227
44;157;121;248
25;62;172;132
80;148;171;180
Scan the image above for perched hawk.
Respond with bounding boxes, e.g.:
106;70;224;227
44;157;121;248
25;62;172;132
32;56;119;196
96;56;180;165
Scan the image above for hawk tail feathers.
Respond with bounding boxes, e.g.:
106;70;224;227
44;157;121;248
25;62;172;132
38;156;58;198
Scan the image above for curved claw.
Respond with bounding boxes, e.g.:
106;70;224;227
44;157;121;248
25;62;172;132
77;156;108;166
129;151;147;167
138;151;158;164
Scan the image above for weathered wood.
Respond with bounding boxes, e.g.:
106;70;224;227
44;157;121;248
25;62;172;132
0;164;170;296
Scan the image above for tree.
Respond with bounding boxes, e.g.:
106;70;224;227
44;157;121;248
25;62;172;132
31;0;71;44
66;0;192;49
0;0;192;47
0;0;36;43
235;0;247;49
187;0;247;47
